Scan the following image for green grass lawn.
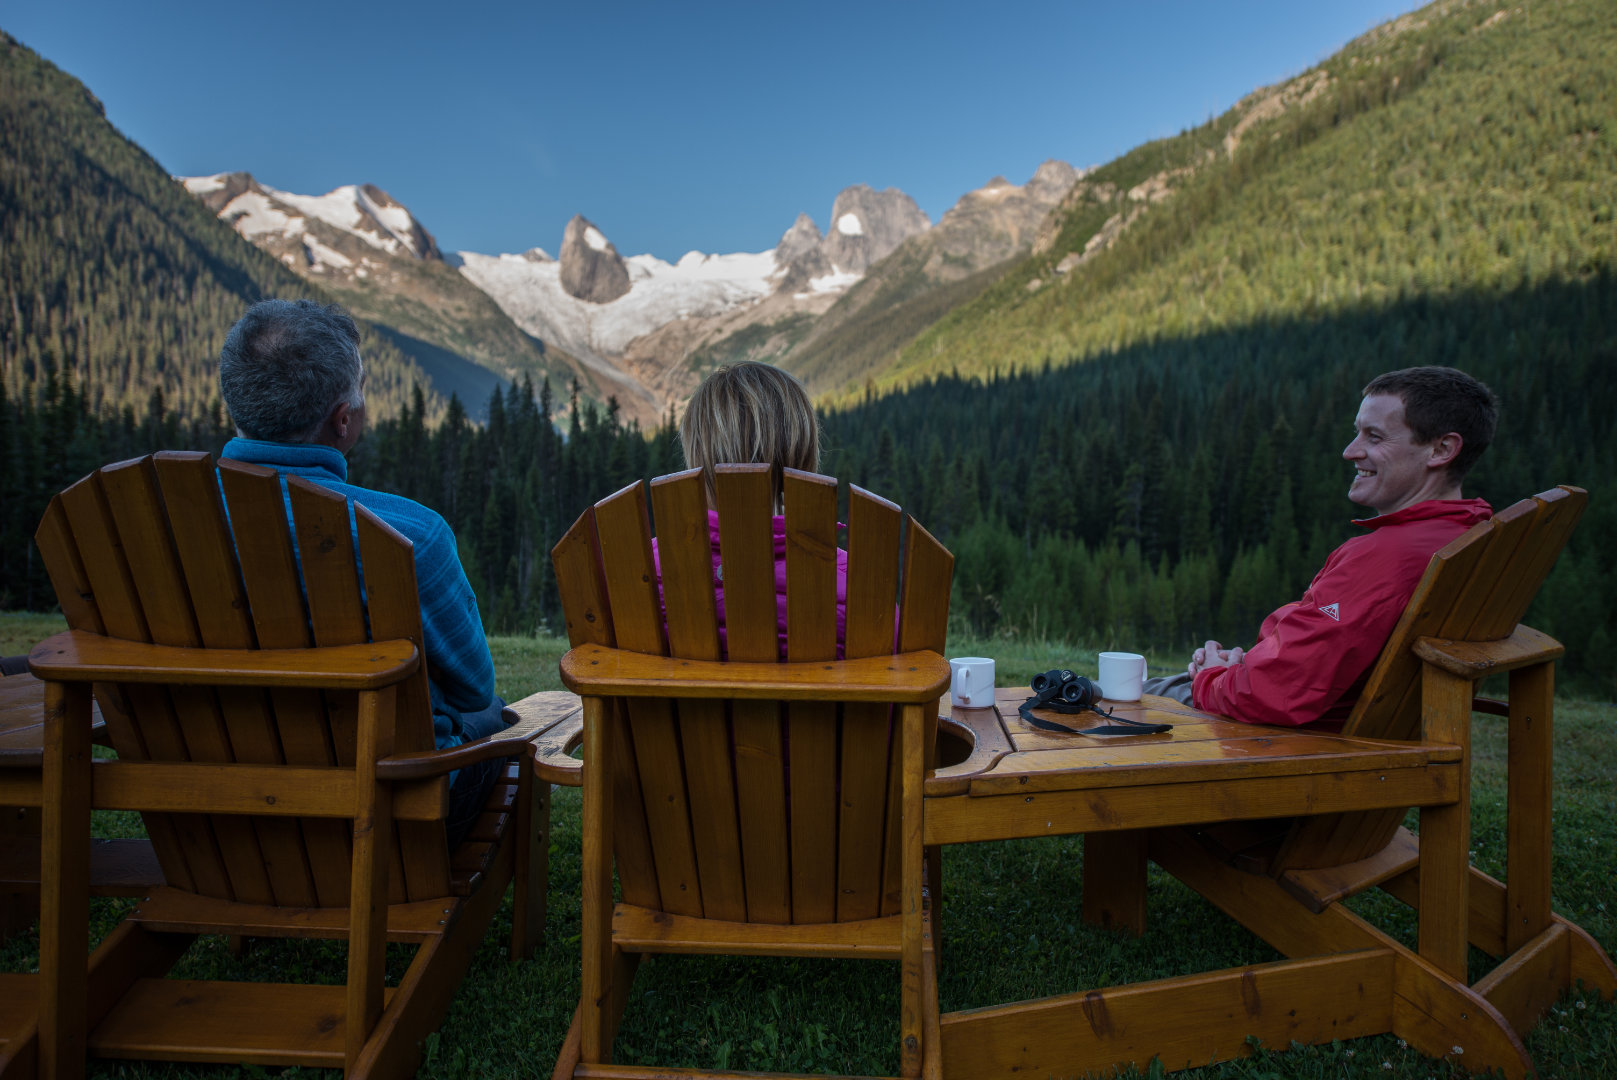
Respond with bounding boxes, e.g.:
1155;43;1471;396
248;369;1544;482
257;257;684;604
2;614;1614;1078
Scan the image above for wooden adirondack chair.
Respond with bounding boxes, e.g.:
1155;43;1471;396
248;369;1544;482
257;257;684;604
1081;484;1617;1076
549;465;962;1079
11;451;558;1080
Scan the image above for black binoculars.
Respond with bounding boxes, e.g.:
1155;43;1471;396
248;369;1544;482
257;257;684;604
1029;668;1103;711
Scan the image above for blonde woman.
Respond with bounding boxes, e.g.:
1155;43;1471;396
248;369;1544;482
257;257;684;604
660;361;847;658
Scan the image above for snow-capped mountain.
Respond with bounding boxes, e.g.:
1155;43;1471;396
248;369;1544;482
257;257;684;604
176;171;629;422
457;242;779;364
456;186;933;376
182;173;441;274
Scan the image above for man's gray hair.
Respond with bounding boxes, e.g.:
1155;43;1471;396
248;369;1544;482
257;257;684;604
219;299;364;442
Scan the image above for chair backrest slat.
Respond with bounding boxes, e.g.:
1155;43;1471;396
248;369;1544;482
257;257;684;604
653;469;723;662
1435;498;1538;641
552;507;662;911
886;515;954;912
1476;487;1585;639
35;497;107;636
837;486;904;922
220;459;353;907
288;479;367;776
595;481;704;917
782;470;840;924
713;465;780;663
783;469;839;664
714;465;791;922
652;470;747;922
1340;519;1494;742
357;505;449;901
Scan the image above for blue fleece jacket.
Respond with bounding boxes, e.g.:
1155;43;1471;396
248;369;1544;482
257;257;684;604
220;438;496;752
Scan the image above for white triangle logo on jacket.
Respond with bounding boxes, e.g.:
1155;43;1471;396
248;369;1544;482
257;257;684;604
1319;602;1340;621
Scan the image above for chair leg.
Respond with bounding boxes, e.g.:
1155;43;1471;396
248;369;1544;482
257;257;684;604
923;844;943;958
1418;666;1473;981
921;903;941;1080
550;1005;582;1080
40;681;92;1080
511;763;550;961
349;831;524;1080
346;686;395;1074
1082;829;1148;936
0;807;40;944
580;698;615;1064
900;703;926;1080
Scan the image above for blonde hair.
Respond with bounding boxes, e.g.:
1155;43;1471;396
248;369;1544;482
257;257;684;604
680;362;820;507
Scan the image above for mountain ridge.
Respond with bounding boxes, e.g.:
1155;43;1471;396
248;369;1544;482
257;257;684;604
840;0;1617;402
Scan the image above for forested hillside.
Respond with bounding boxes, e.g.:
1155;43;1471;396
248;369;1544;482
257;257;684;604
840;0;1615;400
0;31;444;427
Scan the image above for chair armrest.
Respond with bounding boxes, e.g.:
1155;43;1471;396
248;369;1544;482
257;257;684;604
28;630;418;689
560;645;950;704
1413;625;1564;679
501;691;584;784
375;690;586;782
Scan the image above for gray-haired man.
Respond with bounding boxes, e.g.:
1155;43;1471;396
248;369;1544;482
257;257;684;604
218;299;506;847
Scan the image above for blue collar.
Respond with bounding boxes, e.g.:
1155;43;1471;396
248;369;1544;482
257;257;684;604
221;438;349;483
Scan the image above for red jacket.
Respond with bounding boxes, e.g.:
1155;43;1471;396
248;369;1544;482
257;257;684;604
1192;498;1493;728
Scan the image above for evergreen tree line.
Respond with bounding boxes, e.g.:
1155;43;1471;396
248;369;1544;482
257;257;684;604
0;358;234;610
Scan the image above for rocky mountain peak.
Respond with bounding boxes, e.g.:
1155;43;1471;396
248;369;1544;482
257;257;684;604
184;171;258;213
820;184;931;275
775;213;824;268
559;214;631;304
354;183;442;261
1028;159;1081;199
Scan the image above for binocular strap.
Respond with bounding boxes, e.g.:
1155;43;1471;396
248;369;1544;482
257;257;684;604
1017;698;1173;737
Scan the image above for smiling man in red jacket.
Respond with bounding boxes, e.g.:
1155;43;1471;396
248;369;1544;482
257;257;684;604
1146;366;1499;729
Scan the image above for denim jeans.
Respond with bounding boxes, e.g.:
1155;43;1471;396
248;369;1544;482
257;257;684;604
444;696;511;850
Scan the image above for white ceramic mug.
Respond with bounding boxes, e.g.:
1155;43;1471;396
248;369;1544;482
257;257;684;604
949;657;995;709
1097;651;1146;702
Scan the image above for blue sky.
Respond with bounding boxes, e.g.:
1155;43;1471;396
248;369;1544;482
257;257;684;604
7;0;1419;262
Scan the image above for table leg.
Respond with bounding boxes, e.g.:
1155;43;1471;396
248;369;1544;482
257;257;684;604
40;681;91;1080
1;806;41;942
1083;829;1148;936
